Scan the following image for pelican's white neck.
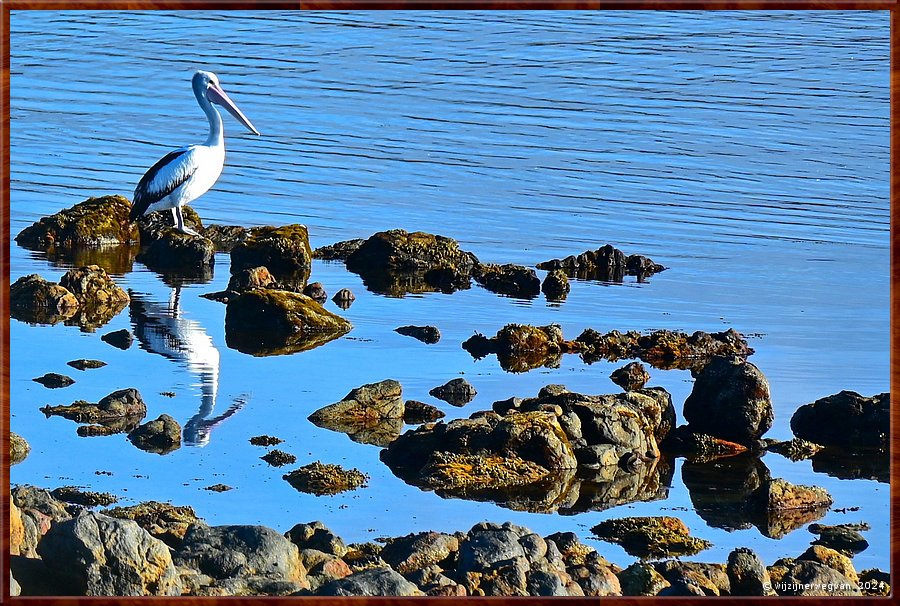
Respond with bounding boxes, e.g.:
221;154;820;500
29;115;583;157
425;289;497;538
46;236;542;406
194;82;224;148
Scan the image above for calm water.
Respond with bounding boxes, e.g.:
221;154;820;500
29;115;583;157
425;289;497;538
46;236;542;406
9;11;890;573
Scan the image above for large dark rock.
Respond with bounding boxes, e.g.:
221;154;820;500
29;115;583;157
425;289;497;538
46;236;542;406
138;230;215;271
808;523;869;555
457;523;529;573
101;328;133;350
313;238;365;260
316;567;424;596
16;195;140;249
403;400;445;424
308;379;404;446
472;263;540;298
127;414;182;454
395;325;440;344
541;269;570;301
682;356;772;444
344;229;479;296
32;373;75;388
225;289;351;356
10;274;79;324
230;224;313;284
175;524;308;588
727;547;773;596
37;510;181;596
790;391;888;451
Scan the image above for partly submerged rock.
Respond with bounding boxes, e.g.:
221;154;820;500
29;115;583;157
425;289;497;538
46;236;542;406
591;516;711;559
302;281;328;302
138;229;216;274
767;437;824;461
331;288;355;308
41;388;147;436
313;238;365;261
49;487;118;508
575;327;753;370
395;325;441;344
10;274;79;324
136;207;204;244
225;289;351;356
429;378;477;406
10;432;30;466
609;361;650;391
101;328;134;350
344;229;479;296
472;263;540;298
463;323;568;373
283;462;369;496
32;373;75;389
16;195;140;250
790;390;888;451
808;523;869;555
541;269;570;301
682;356;772;444
261;450;297;467
59;265;130;330
202;223;251;252
67;359;107;371
308;380;405;446
660;425;748;462
537;244;665;282
403;400;445;424
38;510;181;596
127;414;182;454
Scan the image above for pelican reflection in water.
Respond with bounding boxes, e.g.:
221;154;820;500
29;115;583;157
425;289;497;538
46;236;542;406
129;287;245;445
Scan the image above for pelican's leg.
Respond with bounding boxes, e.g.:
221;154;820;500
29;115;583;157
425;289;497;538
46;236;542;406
175;206;199;236
171;207;178;225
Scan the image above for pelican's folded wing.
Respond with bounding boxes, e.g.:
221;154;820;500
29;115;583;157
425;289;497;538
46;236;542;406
131;147;197;220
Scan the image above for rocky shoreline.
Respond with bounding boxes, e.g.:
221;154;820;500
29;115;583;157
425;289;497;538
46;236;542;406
10;195;891;597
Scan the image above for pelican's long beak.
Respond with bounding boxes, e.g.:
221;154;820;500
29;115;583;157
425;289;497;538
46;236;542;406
207;83;260;135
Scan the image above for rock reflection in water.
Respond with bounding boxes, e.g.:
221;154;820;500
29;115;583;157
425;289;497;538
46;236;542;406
388;458;672;515
810;448;889;484
27;244;140;276
682;455;829;539
309;416;404;448
129;288;243;446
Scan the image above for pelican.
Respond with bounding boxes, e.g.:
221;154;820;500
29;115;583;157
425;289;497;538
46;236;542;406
130;70;259;234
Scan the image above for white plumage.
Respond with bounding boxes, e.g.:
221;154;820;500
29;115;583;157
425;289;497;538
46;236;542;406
130;70;259;234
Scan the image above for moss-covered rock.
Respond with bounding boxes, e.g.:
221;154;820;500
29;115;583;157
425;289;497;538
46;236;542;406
421;453;550;490
58;265;130;331
16;195;140;249
138;229;215;272
463;324;569;373
225;289;351;356
202;224;251;251
10;274;79;324
136;207;204;244
344;229;479;296
10;432;30;466
283;462;369;495
262;450;297;467
472;263;540;298
591;516;711;559
231;224;312;282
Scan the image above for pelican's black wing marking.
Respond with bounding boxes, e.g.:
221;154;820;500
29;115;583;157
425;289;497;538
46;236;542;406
130;148;196;220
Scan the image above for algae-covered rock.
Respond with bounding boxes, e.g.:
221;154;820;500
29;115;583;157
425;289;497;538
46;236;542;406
591;516;711;559
10;274;79;324
136;207;204;244
57;265;130;330
231;224;312;281
261;450;297;467
16;195;140;250
138;229;216;272
202;224;251;252
10;432;30;466
790;390;888;451
661;426;748;462
420;453;551;491
537;244;665;282
472;263;540;298
344;229;479;295
41;387;147;435
127;414;182;454
225;289;351;356
105;501;205;548
463;323;568;372
283;462;369;496
767;437;824;461
610;361;650;391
